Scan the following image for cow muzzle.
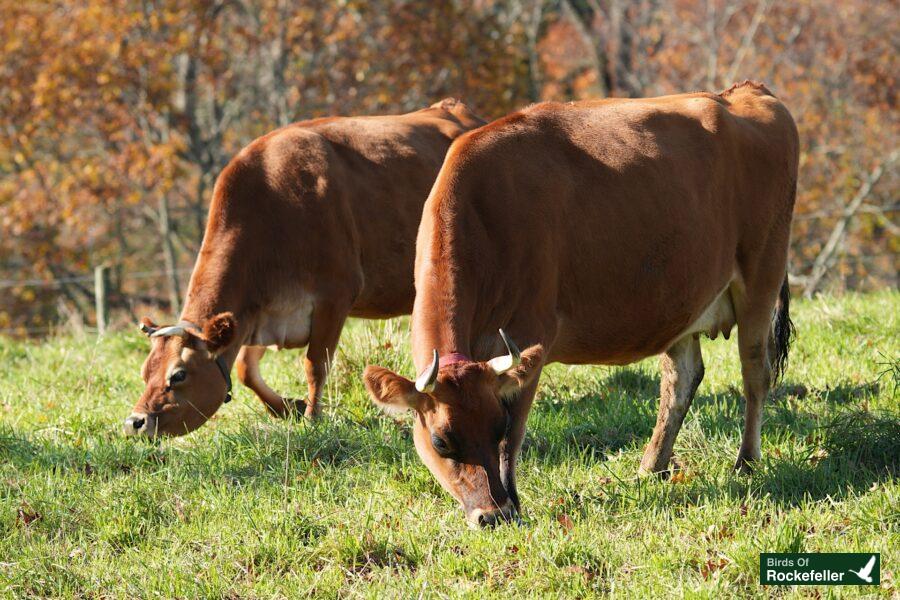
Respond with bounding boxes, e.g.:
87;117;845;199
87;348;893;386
123;413;157;437
466;498;518;529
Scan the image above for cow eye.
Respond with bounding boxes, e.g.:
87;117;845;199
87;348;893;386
168;370;187;385
431;434;452;456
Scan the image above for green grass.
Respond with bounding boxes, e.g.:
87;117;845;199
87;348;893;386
1;292;898;598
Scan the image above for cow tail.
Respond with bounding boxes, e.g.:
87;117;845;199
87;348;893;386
771;275;795;385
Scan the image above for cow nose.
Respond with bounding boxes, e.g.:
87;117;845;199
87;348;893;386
467;499;518;529
123;413;152;436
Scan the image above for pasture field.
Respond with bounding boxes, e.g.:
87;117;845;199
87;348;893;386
0;292;897;598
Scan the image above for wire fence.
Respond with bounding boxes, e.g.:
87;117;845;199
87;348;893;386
793;203;900;221
1;267;194;337
1;249;896;337
2;180;898;335
0;268;192;290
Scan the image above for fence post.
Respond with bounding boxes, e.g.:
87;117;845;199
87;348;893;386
94;265;109;336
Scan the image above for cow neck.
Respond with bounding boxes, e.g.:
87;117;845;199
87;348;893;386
178;265;252;375
411;201;487;372
411;305;474;372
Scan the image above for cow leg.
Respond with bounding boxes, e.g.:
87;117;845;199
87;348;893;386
639;334;704;476
729;258;787;473
302;303;348;419
499;376;540;513
734;315;774;473
235;346;292;417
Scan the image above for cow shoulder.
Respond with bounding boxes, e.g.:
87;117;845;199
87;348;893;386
260;127;332;189
448;103;553;166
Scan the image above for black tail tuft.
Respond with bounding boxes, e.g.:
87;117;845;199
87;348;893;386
772;276;795;384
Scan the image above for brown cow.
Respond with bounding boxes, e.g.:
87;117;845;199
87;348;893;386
364;82;798;527
124;99;484;437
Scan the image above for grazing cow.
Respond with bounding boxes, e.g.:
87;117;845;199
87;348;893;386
364;82;798;527
125;99;484;437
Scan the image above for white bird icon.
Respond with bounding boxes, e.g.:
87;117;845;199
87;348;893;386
849;555;876;583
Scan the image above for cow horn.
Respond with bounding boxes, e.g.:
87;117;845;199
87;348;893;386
150;325;188;339
415;349;440;393
488;329;521;375
138;322;157;335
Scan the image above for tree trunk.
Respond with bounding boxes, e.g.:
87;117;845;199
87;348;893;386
158;195;182;317
525;0;544;103
803;151;898;297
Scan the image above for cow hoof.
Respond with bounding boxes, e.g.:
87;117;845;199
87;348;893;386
283;398;308;419
638;452;676;479
733;455;757;475
283;399;322;421
637;464;671;479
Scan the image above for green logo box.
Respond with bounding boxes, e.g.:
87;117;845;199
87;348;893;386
760;553;880;586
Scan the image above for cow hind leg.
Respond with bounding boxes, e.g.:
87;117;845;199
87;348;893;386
639;334;704;477
734;314;774;473
301;303;349;419
731;273;793;472
235;346;293;417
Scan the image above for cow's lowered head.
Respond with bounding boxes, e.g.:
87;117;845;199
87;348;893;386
363;330;543;528
124;313;236;437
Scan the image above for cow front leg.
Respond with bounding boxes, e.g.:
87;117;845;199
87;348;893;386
639;334;704;476
235;345;294;417
500;376;540;515
301;303;349;419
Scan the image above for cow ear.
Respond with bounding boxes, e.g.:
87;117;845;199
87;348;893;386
138;317;158;336
363;366;423;415
202;312;236;354
496;344;544;399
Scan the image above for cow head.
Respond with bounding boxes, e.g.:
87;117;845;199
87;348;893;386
124;313;236;437
363;331;542;528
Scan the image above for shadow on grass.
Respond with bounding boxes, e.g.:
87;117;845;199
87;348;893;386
574;408;899;514
528;361;887;460
741;409;898;506
520;363;897;514
205;419;400;483
0;416;401;486
0;423;165;478
3;364;895;509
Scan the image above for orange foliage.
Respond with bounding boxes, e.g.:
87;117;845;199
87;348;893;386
0;0;896;333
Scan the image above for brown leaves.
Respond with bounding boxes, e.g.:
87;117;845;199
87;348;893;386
555;513;575;534
700;556;730;580
809;448;830;465
17;503;41;527
564;564;599;582
2;0;895;332
669;469;697;484
703;524;734;543
173;496;188;523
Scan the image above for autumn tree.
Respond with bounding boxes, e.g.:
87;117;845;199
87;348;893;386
0;0;895;335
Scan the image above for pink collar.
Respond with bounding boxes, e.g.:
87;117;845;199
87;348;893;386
416;352;471;380
439;352;471;368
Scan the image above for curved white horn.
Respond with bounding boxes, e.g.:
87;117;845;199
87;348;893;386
150;325;188;339
415;349;440;393
488;329;521;375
